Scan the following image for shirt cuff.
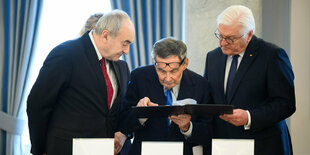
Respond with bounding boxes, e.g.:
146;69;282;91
180;121;193;138
244;110;251;130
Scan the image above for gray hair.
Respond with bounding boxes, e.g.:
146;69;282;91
80;13;104;36
94;9;130;37
152;37;187;61
217;5;255;35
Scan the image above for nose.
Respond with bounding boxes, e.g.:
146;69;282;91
165;72;172;81
220;39;229;46
123;45;130;55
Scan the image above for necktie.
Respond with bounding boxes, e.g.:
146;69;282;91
100;58;113;109
226;55;239;103
164;89;172;128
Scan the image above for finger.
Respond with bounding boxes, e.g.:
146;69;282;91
147;102;158;106
137;100;143;107
170;115;178;119
137;97;148;106
219;115;230;122
114;146;121;155
142;97;149;106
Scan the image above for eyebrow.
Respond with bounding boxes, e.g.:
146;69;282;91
220;33;240;38
124;40;132;44
217;30;240;38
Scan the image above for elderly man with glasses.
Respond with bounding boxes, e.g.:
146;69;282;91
119;37;213;155
204;5;295;155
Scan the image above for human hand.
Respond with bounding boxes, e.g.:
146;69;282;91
169;114;191;131
136;97;158;107
114;131;127;155
219;109;248;126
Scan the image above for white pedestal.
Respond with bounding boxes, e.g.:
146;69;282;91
141;141;183;155
72;138;114;155
212;139;254;155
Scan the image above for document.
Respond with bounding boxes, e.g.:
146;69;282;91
132;99;233;118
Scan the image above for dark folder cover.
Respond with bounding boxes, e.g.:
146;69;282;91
132;104;233;118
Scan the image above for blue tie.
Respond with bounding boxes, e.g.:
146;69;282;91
165;89;172;128
226;55;239;103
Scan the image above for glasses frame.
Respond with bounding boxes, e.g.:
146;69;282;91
214;30;246;44
154;58;186;69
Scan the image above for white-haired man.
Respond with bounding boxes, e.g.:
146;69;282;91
204;5;295;155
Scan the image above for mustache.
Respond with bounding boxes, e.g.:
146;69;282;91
164;81;174;84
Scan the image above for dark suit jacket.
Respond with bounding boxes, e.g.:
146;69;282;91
120;65;213;155
204;36;296;155
27;32;130;155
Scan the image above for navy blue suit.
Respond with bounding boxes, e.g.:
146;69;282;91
27;32;130;155
204;36;296;155
120;65;213;155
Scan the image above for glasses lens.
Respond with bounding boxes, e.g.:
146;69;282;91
215;33;234;44
225;38;233;44
155;62;166;68
169;62;181;69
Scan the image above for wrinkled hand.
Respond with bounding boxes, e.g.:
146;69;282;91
114;131;127;155
137;97;158;107
219;109;248;126
169;114;191;131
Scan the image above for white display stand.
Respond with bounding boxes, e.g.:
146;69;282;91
212;139;254;155
141;141;183;155
72;138;114;155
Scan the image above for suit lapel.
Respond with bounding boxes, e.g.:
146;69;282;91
81;33;109;111
219;54;227;102
109;61;121;111
178;69;200;100
227;36;259;104
178;70;191;99
146;66;166;105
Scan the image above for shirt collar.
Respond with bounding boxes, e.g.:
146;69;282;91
228;50;245;59
89;30;102;61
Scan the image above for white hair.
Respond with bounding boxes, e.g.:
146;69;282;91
217;5;255;35
94;9;131;37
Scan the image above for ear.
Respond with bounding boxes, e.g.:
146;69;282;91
101;30;110;41
247;30;254;42
182;58;189;69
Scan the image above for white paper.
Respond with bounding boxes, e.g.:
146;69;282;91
142;141;183;155
173;98;197;106
72;138;114;155
212;139;254;155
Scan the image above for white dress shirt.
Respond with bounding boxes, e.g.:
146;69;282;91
89;31;118;108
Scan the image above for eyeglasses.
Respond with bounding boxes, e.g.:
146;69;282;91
154;58;185;69
214;30;246;44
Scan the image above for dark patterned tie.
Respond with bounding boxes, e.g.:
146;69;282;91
100;58;113;109
165;89;172;128
226;55;239;104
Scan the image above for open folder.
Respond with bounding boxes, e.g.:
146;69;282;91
132;104;233;118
